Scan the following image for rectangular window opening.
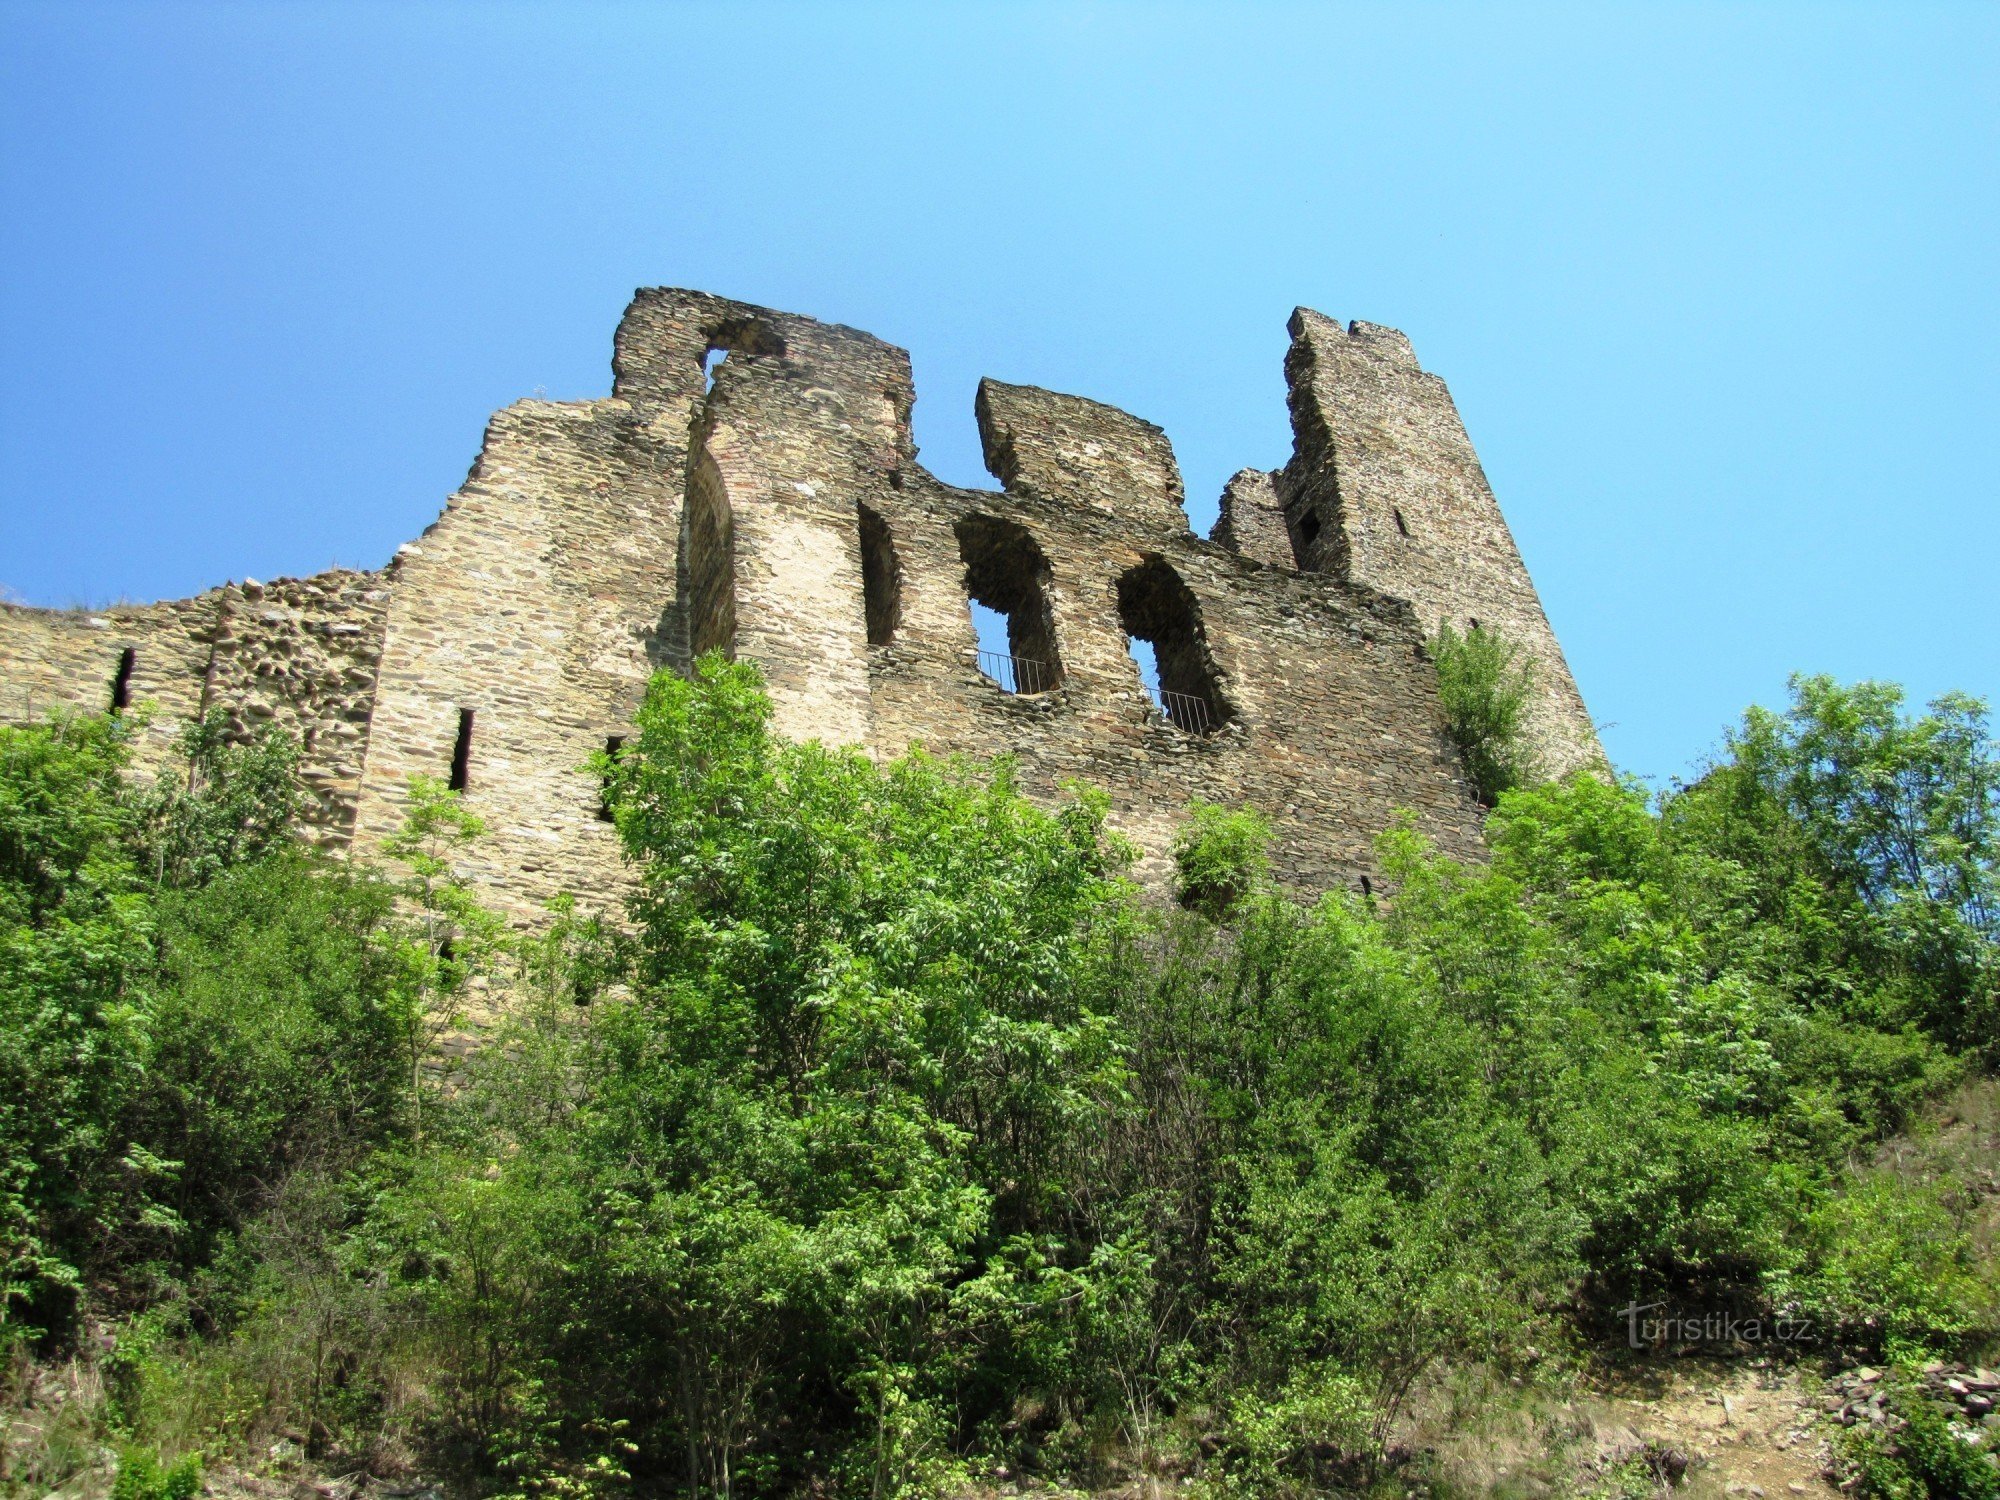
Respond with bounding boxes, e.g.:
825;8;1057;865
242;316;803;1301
109;647;136;713
597;734;625;823
448;709;475;792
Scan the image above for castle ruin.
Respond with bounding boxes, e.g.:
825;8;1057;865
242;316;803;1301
0;289;1598;914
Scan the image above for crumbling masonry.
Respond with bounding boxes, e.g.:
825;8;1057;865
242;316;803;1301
0;290;1598;916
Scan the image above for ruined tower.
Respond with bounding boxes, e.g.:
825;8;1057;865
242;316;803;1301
0;290;1598;917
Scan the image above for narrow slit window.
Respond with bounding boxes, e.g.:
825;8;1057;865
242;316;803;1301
1360;875;1374;898
109;647;136;713
1115;557;1230;736
448;709;474;793
858;503;902;647
597;735;625;823
1393;508;1411;538
956;514;1063;695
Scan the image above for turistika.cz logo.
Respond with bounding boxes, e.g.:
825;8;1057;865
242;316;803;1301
1618;1301;1814;1350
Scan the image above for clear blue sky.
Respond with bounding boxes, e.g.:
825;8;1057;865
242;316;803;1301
3;2;1993;785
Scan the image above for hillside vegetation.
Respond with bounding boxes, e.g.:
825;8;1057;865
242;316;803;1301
2;657;1996;1499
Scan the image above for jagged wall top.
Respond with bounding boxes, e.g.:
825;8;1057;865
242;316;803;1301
0;286;1600;927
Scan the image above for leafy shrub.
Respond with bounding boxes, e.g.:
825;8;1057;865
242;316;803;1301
1777;1170;1996;1354
1835;1371;2000;1500
1431;621;1539;805
110;1447;202;1500
1218;1361;1373;1493
1172;799;1271;917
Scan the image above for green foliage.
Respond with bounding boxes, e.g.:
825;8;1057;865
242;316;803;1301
136;711;305;890
0;711;406;1349
386;661;1991;1491
7;663;1998;1498
1779;1169;1997;1353
1218;1361;1372;1494
1172;800;1272;918
1718;675;1999;1056
0;714;152;1341
380;655;1129;1497
1835;1369;2000;1500
110;1447;202;1500
137;855;405;1271
380;775;508;1150
1430;620;1540;805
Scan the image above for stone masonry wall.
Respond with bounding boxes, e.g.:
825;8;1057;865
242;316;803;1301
0;288;1600;922
1;596;216;777
1280;309;1600;776
200;571;390;845
0;574;385;846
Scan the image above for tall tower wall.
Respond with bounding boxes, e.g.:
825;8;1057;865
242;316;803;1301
1278;309;1599;775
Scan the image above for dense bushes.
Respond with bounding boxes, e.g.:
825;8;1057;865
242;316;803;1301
3;663;1996;1496
362;662;1995;1494
0;713;406;1345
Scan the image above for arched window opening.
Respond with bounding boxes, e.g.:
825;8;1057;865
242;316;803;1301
858;503;902;647
1116;557;1230;736
1298;508;1322;545
683;446;735;660
956;514;1063;695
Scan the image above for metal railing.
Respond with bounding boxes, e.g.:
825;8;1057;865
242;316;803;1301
1157;688;1214;736
977;649;1055;695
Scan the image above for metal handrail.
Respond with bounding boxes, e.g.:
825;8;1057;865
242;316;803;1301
977;649;1054;695
1157;688;1214;735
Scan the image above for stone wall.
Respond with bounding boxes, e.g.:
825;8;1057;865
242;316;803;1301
0;288;1601;919
0;595;216;777
1280;310;1599;776
0;573;385;845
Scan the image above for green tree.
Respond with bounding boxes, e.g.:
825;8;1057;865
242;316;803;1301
0;714;152;1341
0;712;407;1346
1431;621;1539;806
386;656;1130;1497
1714;675;1998;1055
135;711;304;890
380;776;507;1152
